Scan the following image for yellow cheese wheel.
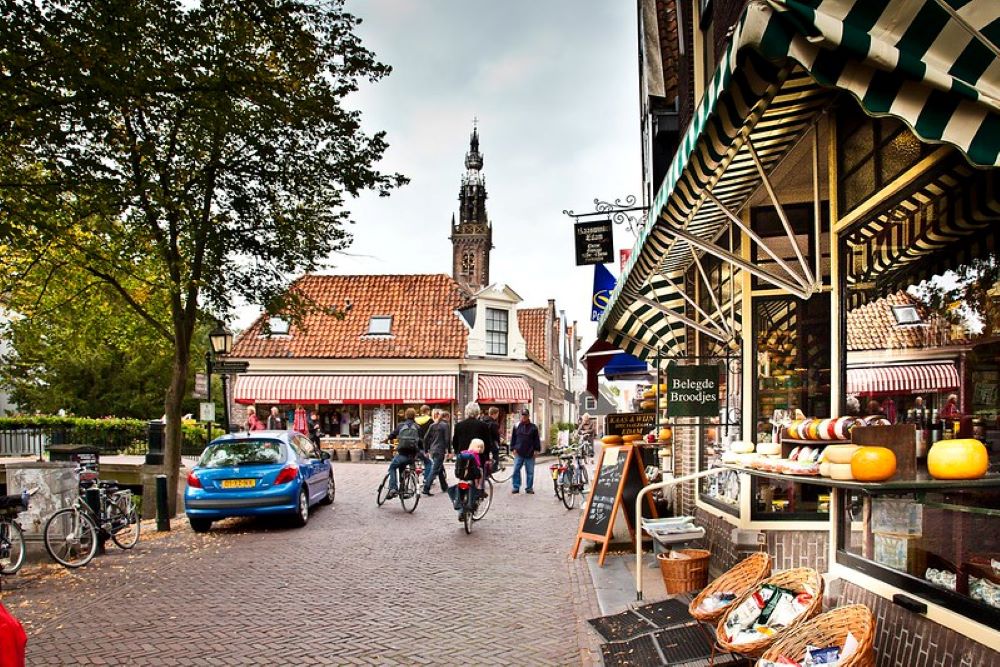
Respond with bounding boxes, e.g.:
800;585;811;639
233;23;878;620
621;434;643;443
642;388;656;399
829;463;854;480
601;434;623;445
927;439;989;480
639;399;656;411
823;444;859;464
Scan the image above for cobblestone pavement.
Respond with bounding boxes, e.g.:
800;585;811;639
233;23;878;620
2;461;604;666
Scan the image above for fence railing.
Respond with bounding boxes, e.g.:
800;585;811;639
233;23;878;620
0;424;207;459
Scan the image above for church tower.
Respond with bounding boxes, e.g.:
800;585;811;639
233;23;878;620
450;125;493;291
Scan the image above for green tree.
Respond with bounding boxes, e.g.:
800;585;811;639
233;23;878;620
0;0;405;511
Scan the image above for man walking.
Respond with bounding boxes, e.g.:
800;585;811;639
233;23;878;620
510;408;541;494
266;406;285;430
481;406;502;469
422;409;451;496
414;404;434;485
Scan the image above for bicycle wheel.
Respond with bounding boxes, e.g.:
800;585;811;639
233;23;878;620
551;465;564;500
376;474;390;506
44;508;98;568
472;478;492;521
562;469;580;510
400;470;419;513
490;454;513;483
109;494;140;550
0;519;26;575
462;497;473;535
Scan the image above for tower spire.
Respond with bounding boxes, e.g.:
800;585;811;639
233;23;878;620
450;121;493;291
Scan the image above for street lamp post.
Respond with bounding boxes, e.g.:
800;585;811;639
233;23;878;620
208;321;235;434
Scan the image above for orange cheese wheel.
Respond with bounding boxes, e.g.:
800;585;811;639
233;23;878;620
601;434;623;445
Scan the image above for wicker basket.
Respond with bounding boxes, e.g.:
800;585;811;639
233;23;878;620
689;552;772;623
657;549;710;594
715;567;824;658
757;604;876;667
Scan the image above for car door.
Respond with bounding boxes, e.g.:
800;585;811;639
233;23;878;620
293;435;324;502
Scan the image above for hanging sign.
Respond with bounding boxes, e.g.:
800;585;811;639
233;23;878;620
666;364;720;418
571;444;657;566
193;373;208;399
591;264;616;321
574;219;614;266
605;411;655;436
620;248;632;272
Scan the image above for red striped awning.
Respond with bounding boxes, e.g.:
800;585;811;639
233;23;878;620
476;375;532;404
846;363;960;396
233;375;457;405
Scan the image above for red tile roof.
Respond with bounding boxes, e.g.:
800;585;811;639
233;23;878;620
847;291;964;351
233;274;469;359
518;308;547;365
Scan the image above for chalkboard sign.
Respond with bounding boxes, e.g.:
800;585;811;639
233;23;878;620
572;444;657;566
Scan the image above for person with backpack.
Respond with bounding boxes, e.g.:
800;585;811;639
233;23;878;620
452;402;493;492
384;408;422;499
422;409;451;496
448;438;484;521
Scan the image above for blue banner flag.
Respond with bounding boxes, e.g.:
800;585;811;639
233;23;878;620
591;264;616;321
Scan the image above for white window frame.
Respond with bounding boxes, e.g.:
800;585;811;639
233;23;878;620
485;307;508;356
367;315;393;336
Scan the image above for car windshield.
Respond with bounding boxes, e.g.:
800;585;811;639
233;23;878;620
198;440;285;468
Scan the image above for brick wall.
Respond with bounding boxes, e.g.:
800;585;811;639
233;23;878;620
694;508;741;574
835;580;1000;667
673;418;698;515
767;529;829;573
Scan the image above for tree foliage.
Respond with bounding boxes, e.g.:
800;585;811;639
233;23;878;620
0;0;405;509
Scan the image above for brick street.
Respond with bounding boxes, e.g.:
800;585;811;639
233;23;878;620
2;461;604;666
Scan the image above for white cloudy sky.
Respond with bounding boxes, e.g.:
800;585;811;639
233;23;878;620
237;1;641;344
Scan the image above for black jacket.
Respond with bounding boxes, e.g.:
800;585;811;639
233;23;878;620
510;421;541;458
452;417;492;456
424;421;451;456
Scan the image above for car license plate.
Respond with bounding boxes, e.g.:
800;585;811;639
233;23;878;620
221;479;256;489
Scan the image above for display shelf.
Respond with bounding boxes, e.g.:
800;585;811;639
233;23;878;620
725;464;1000;491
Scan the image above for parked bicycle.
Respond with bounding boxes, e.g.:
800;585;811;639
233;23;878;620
43;468;141;568
548;446;569;500
0;488;36;576
376;458;422;513
455;476;493;534
559;446;590;510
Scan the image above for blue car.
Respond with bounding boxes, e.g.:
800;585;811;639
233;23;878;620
184;430;335;533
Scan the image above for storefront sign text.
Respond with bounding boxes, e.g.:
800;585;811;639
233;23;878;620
574;219;614;266
667;365;720;418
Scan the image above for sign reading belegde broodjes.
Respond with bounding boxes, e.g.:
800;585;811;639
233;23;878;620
666;364;720;418
574;219;614;266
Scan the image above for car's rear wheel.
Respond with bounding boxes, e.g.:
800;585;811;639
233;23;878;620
291;488;309;527
189;518;212;533
320;473;335;505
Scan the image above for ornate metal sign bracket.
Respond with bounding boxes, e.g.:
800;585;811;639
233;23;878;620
563;195;649;238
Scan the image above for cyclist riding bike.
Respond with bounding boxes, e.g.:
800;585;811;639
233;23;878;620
384;408;423;499
448;439;484;521
575;413;596;458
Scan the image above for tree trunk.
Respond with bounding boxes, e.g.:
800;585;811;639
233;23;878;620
163;340;190;516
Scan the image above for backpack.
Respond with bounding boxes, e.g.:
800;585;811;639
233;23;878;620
454;451;481;481
396;422;421;454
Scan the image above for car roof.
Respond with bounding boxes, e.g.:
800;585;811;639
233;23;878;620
208;430;296;445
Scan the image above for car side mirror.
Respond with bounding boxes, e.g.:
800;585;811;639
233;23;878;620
321;451;331;460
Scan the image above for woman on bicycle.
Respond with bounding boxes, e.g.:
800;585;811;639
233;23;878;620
575;413;596;455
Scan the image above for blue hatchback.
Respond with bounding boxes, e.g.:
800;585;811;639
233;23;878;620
184;430;335;533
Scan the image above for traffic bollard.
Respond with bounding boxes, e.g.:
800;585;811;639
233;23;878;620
156;474;170;532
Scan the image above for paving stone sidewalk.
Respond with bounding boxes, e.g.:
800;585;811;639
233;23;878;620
2;461;605;666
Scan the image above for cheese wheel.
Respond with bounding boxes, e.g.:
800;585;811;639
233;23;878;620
621;433;643;443
639;399;656;411
732;441;755;454
829;462;854;480
642;388;656;399
756;441;780;456
824;444;859;464
601;434;623;445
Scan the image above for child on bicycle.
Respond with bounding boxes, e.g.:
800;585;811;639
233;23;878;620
447;439;483;520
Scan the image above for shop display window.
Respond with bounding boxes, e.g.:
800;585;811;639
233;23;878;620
752;294;831;520
838;488;1000;628
699;420;740;515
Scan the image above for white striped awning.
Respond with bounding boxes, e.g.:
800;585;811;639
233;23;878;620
476;375;533;404
232;375;457;405
600;0;1000;361
846;363;960;395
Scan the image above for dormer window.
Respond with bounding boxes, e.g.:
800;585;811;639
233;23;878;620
367;316;393;336
267;317;290;336
485;307;508;355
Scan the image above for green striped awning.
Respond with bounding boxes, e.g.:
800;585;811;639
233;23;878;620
599;0;1000;360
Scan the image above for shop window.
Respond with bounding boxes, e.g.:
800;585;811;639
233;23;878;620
838;488;1000;628
752;293;831;520
837;105;931;213
486;307;508;356
695;351;742;516
367;316;392;336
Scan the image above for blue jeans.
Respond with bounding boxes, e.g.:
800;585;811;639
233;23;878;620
387;454;413;492
512;455;535;491
423;451;448;493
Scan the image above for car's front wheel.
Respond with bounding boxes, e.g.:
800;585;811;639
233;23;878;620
320;473;335;505
189;518;212;533
291;488;309;527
